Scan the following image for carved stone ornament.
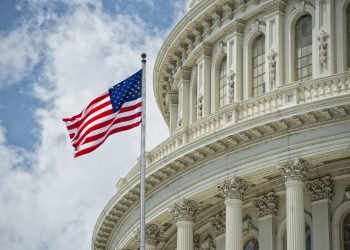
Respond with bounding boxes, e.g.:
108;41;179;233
134;224;164;246
218;177;248;200
253;192;279;218
243;215;257;234
295;1;305;12
210;211;226;237
223;2;234;20
306;176;333;202
280;158;310;182
239;0;246;12
211;10;222;28
227;70;235;101
268;49;277;85
197;95;204;119
345;186;350;201
216;41;226;55
194;235;200;250
201;235;216;250
318;31;329;65
169;199;201;223
264;0;286;16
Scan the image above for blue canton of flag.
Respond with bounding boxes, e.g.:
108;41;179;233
63;70;143;157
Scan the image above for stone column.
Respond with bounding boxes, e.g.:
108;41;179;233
218;177;248;250
145;224;164;250
254;192;279;250
170;199;201;250
264;0;286;89
306;176;333;250
280;159;310;250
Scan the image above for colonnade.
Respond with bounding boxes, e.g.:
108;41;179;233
142;158;334;250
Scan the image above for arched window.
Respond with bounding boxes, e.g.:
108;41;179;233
295;15;312;81
252;35;265;97
219;57;227;107
344;212;350;250
347;5;350;68
244;238;259;250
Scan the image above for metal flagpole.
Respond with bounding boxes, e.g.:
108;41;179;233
140;53;147;250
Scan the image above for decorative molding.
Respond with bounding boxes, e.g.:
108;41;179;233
193;43;213;57
218;177;248;200
211;8;222;28
210;211;226;237
197;94;204;119
169;199;201;223
264;0;286;16
253;192;279;218
223;1;234;20
224;19;245;35
295;1;305;12
194;234;200;250
318;30;329;66
201;16;212;36
280;158;310;182
306;176;333;202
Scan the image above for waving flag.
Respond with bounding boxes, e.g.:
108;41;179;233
63;70;142;157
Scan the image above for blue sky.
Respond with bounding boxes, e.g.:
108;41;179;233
0;0;187;249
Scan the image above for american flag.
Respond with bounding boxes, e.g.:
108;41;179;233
63;70;142;157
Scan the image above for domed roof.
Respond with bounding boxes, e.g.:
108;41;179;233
189;0;202;8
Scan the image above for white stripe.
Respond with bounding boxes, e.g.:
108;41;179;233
75;116;142;152
73;106;142;146
64;93;110;126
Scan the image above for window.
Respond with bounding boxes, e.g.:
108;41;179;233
347;5;350;68
344;213;350;250
295;15;312;81
219;57;227;107
252;35;265;97
244;239;259;250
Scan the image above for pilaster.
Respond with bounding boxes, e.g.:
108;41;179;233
315;0;335;76
254;192;279;250
174;67;191;128
264;0;286;89
194;43;212;118
166;92;179;134
225;20;245;102
306;176;333;250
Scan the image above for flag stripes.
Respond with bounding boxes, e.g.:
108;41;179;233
63;70;142;157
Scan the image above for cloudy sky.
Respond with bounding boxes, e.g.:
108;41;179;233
0;0;187;249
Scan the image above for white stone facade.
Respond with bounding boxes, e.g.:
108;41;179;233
93;0;350;250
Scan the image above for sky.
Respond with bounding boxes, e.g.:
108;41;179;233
0;0;188;249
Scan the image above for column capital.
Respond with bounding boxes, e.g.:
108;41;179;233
280;158;310;182
134;223;164;247
210;211;226;237
253;192;279;218
306;176;333;202
193;42;213;58
169;199;201;223
218;177;248;200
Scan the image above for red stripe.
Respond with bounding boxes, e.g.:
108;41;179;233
70;109;114;142
62;92;109;122
73;111;141;149
66;100;112;130
74;120;142;158
119;102;142;113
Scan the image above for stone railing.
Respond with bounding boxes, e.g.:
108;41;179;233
118;72;350;190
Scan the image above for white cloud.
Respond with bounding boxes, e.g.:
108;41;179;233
0;0;180;249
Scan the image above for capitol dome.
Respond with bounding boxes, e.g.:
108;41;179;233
93;0;350;250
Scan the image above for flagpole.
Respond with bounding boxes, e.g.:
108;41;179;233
140;53;147;250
